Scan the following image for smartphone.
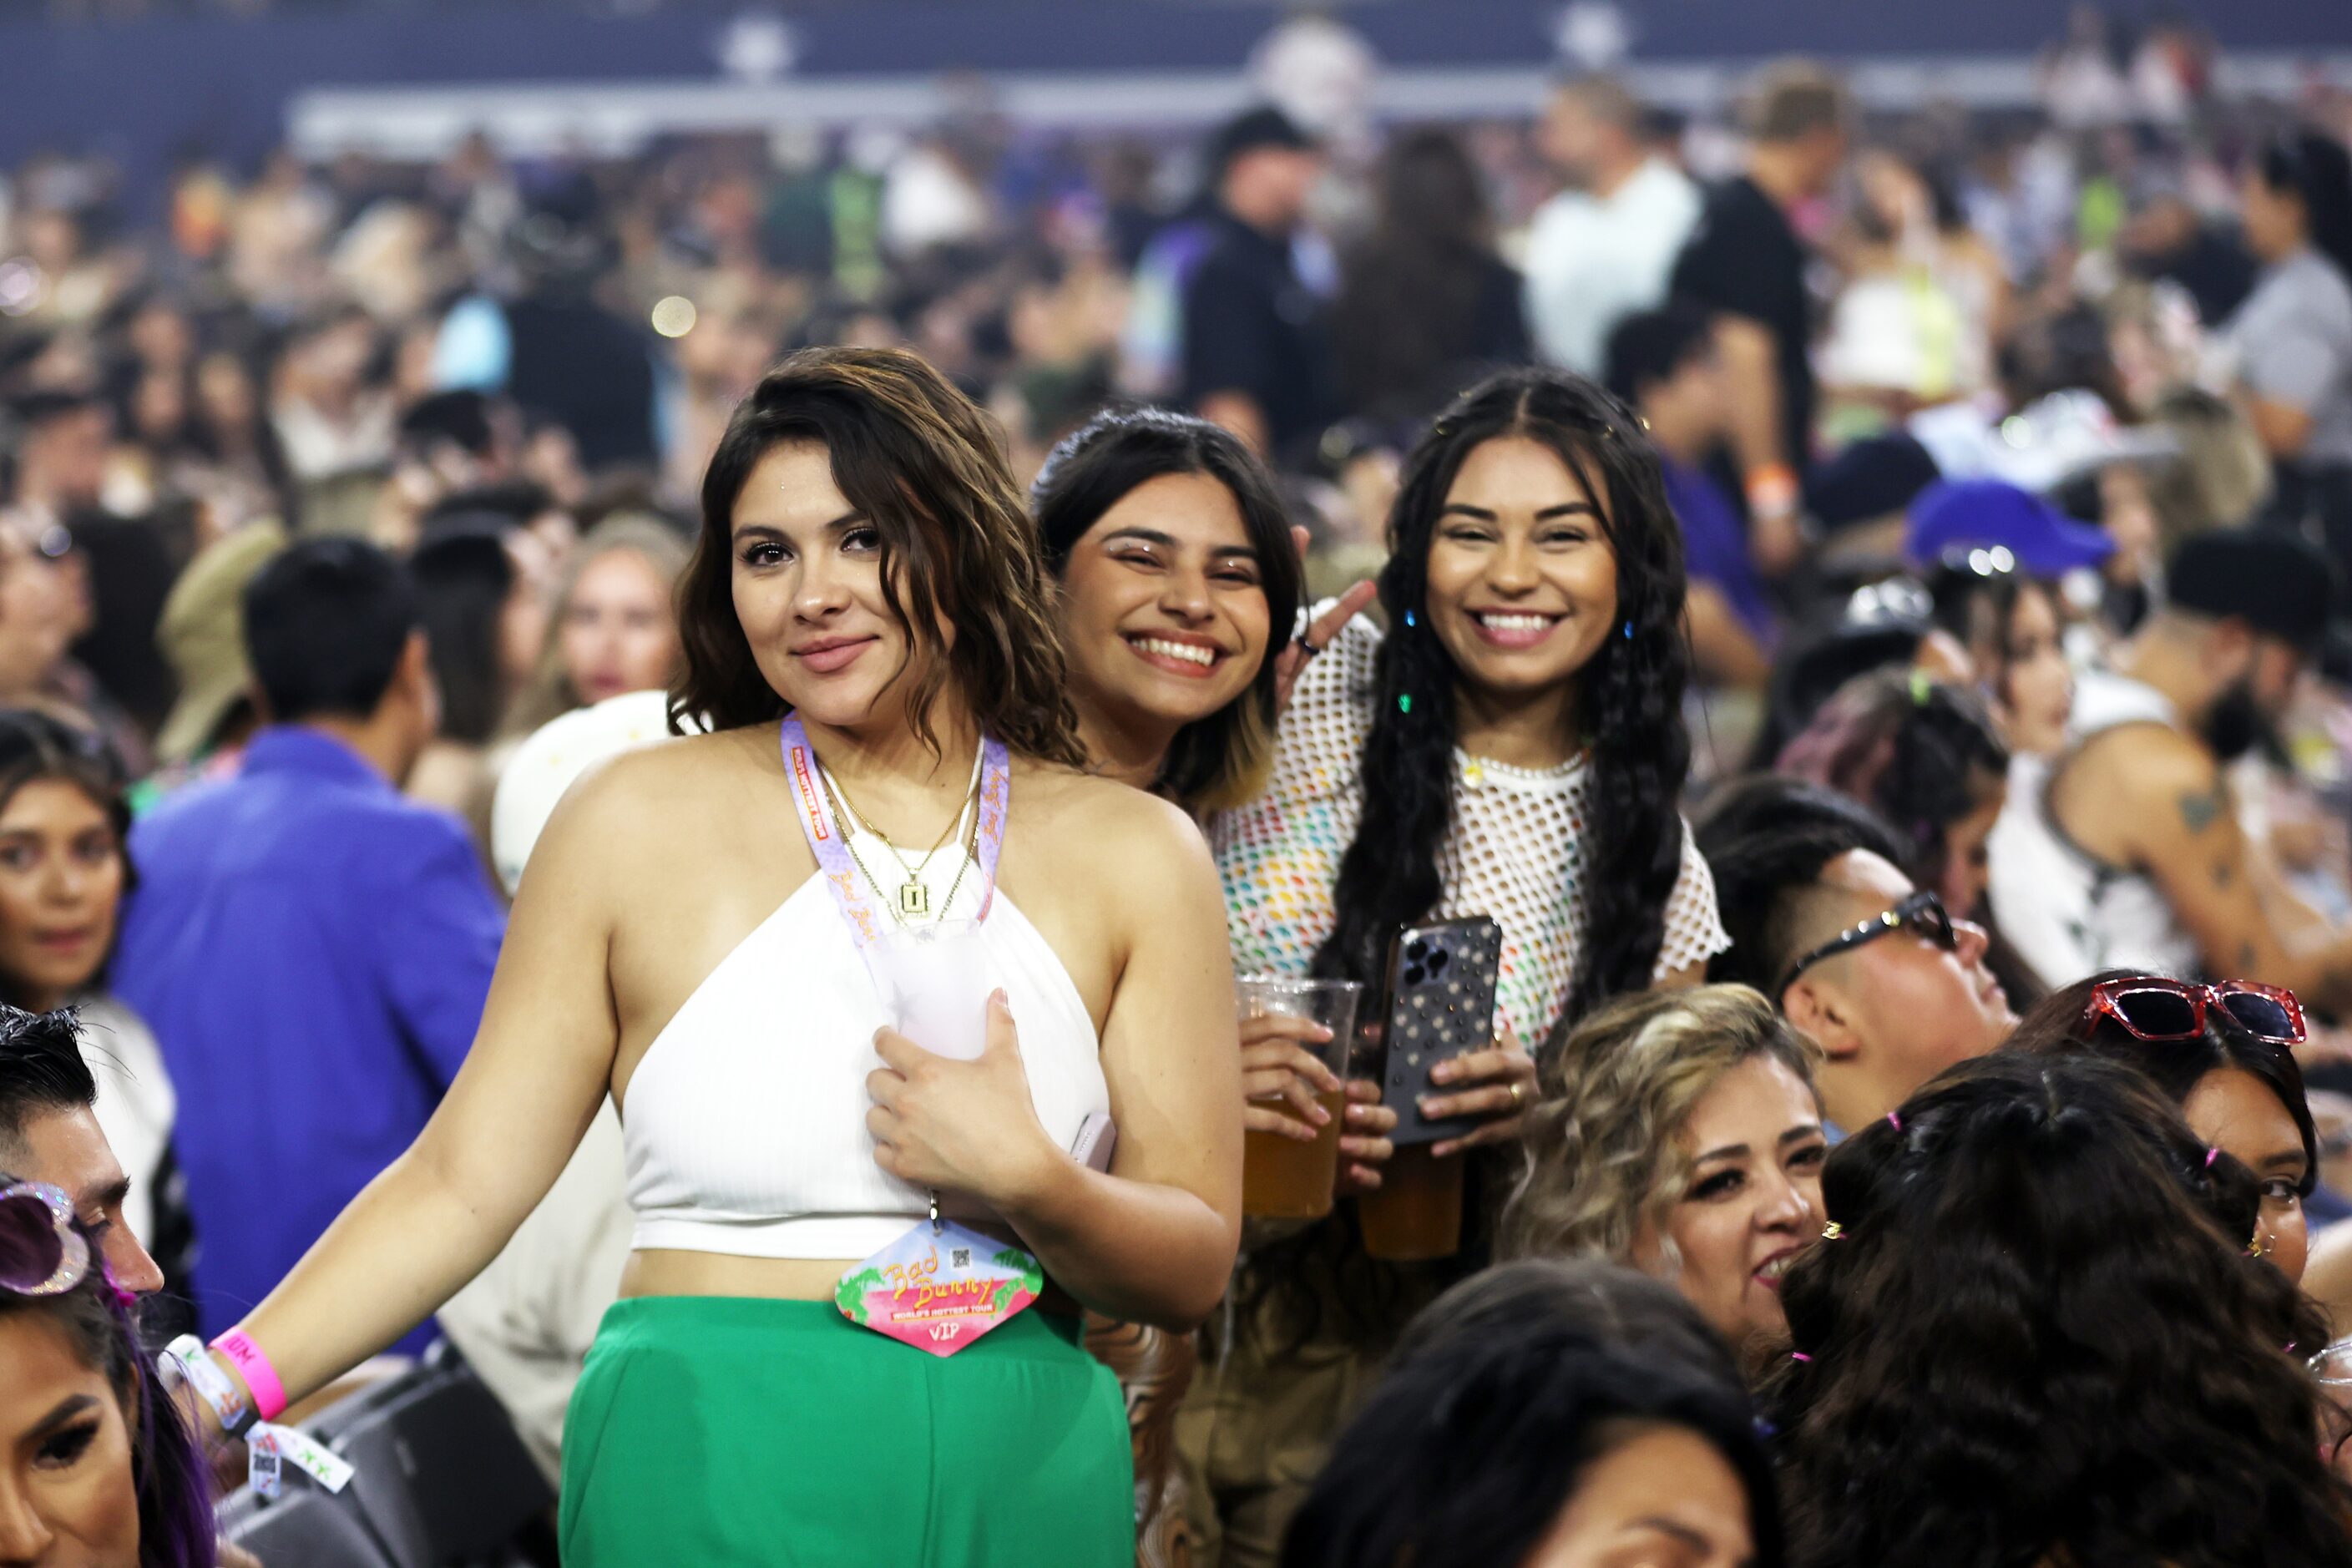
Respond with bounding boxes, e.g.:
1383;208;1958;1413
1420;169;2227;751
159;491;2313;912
1378;916;1504;1148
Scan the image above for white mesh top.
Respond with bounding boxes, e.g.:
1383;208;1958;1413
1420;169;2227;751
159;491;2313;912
1210;613;1730;1044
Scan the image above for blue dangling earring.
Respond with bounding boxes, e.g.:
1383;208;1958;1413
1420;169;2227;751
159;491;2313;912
1621;620;1634;640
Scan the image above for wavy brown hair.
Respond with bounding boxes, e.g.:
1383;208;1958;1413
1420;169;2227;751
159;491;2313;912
1767;1054;2346;1568
674;346;1085;765
1501;984;1820;1274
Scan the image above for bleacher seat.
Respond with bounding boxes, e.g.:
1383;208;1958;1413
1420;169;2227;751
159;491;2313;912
220;1485;395;1568
303;1342;555;1568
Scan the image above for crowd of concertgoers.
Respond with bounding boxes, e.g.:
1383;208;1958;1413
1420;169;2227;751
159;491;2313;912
9;13;2352;1565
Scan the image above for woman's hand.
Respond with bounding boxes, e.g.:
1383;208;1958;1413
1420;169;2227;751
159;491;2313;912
1239;1013;1398;1196
867;991;1061;1209
1271;527;1378;714
1421;1023;1539;1159
1335;1080;1399;1195
1239;1012;1342;1141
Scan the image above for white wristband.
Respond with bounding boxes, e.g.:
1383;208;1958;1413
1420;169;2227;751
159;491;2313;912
164;1335;253;1436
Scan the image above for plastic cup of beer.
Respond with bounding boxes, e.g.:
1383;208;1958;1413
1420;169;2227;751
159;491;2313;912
2312;1339;2352;1465
870;919;991;1062
1358;1142;1465;1261
1237;977;1362;1221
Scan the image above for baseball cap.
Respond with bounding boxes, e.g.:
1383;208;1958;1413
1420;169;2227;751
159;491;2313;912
154;521;287;764
1906;478;2116;576
2167;529;2336;657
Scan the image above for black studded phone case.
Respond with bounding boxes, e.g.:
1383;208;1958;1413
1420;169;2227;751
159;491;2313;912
1378;916;1504;1148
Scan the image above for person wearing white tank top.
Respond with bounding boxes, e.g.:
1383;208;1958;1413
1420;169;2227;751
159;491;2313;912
181;349;1243;1568
2030;529;2352;1007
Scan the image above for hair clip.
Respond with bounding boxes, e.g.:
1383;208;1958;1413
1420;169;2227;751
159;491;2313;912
1909;669;1933;706
2205;1147;2221;1170
1885;1111;1903;1133
1789;1351;1813;1363
1397;695;1414;715
1404;609;1417;628
1820;1221;1844;1241
1621;620;1634;640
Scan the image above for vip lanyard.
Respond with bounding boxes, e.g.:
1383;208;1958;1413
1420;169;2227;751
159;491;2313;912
780;714;1042;1358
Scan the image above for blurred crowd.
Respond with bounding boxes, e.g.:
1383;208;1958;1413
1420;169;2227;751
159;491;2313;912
8;6;2352;1565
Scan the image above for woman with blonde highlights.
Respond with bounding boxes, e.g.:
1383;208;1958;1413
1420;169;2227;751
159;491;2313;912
173;346;1242;1565
499;512;690;739
1503;984;1826;1370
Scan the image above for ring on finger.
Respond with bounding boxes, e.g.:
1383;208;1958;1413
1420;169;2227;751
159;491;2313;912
1508;1080;1527;1111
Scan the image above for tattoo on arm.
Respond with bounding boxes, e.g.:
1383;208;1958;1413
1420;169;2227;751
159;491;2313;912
2178;782;2226;834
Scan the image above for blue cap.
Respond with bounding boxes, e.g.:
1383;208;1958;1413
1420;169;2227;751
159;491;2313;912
1904;478;2115;576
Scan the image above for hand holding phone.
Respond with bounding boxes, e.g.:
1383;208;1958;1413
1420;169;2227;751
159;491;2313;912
1378;917;1503;1149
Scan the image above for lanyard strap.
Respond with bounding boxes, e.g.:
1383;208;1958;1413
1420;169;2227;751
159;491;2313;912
780;715;1010;948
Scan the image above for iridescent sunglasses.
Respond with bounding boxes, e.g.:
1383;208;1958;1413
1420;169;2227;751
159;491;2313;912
2081;978;2306;1048
0;1181;90;1297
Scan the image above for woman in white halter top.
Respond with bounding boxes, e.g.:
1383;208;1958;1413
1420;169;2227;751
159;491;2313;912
184;348;1244;1567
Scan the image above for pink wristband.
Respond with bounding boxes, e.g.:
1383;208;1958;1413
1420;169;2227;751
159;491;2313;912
210;1329;287;1422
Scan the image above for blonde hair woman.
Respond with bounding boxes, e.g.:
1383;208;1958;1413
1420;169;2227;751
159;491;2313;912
1502;984;1825;1371
463;515;695;862
501;513;692;739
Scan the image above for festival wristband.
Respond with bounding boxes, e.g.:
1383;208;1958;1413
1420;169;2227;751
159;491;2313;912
246;1423;356;1500
1744;463;1800;520
210;1328;288;1423
164;1334;257;1438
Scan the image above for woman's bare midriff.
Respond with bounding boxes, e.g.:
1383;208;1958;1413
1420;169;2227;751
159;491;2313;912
622;1251;857;1302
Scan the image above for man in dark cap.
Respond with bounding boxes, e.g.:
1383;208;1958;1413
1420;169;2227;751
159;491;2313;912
1179;105;1333;464
1999;529;2352;1000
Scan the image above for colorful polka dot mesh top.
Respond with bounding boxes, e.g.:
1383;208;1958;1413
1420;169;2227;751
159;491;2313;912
1211;612;1730;1045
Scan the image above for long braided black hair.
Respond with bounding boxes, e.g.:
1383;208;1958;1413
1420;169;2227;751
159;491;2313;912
1311;367;1692;1034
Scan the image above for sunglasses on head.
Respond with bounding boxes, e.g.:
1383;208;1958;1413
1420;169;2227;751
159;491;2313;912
0;1181;89;1298
2081;978;2306;1047
1779;888;1957;997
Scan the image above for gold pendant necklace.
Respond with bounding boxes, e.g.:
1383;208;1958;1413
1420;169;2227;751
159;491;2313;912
817;756;981;926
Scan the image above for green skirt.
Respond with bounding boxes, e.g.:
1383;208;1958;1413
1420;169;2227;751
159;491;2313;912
559;1297;1134;1566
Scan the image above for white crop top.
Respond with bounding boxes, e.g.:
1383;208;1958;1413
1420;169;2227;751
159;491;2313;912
619;833;1110;1261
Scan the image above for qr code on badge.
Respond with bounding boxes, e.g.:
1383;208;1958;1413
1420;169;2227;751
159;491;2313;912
951;1248;971;1267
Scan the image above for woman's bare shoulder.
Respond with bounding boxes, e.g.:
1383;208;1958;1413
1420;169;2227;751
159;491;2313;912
1015;761;1201;845
539;725;783;861
1010;761;1216;903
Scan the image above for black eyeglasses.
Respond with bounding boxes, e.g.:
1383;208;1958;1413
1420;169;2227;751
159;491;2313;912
1779;889;1957;997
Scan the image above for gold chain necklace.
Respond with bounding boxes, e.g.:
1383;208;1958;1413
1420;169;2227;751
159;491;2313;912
827;761;974;867
817;758;980;921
